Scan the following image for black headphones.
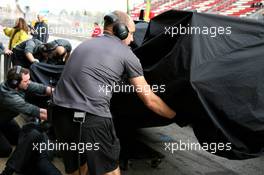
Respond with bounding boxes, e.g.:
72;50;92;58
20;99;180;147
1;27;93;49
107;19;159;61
8;66;22;89
104;13;129;40
39;41;59;53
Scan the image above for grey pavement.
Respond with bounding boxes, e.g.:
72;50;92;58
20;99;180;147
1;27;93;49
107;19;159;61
2;124;264;175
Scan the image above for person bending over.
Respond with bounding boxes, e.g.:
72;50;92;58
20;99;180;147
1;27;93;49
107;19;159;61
11;38;72;68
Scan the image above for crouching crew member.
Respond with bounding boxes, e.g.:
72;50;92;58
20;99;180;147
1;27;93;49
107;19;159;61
0;66;53;157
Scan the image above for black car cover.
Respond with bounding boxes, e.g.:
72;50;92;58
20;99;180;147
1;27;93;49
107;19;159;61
30;62;64;86
111;10;264;159
26;63;64;108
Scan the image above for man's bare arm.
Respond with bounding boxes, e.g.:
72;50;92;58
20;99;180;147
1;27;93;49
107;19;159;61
129;76;176;119
25;52;39;63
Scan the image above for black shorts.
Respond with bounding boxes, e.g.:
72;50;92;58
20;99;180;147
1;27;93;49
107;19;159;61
52;106;120;175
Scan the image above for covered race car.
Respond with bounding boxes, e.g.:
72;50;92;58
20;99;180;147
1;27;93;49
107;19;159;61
110;10;264;159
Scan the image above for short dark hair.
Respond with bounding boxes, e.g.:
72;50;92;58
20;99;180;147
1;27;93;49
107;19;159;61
7;66;29;85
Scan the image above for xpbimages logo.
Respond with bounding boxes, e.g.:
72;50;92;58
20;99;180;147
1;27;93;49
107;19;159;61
164;24;232;38
34;25;97;36
32;140;100;153
98;83;166;95
164;140;232;154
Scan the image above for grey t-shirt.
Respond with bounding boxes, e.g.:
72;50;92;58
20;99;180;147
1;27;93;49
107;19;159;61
53;34;144;118
13;39;43;55
13;39;43;61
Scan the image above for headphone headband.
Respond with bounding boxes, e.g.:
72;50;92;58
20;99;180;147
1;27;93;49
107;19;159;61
104;13;119;24
7;66;23;89
104;12;129;40
16;65;22;75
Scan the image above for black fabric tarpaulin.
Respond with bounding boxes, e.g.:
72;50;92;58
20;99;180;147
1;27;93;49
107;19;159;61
111;10;264;159
26;63;64;108
30;62;64;86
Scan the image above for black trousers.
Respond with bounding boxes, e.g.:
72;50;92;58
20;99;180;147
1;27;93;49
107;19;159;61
0;119;21;158
52;106;87;174
5;123;61;175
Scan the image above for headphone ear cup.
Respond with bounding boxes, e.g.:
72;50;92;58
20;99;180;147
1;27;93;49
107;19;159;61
113;23;129;40
8;79;19;89
7;66;22;89
40;44;47;52
12;80;19;88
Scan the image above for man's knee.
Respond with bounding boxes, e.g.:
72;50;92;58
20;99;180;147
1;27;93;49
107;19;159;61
26;129;43;143
21;124;44;143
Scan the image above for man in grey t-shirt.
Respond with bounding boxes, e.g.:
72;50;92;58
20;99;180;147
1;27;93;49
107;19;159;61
12;39;43;68
52;11;176;175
